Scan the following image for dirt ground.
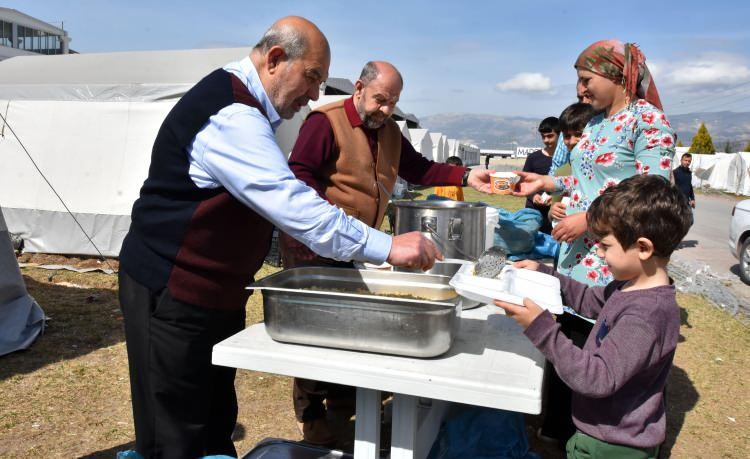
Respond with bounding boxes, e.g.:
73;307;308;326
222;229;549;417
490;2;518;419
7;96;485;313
1;264;748;458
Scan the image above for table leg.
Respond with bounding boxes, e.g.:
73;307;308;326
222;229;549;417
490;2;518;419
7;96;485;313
354;387;381;459
390;394;418;459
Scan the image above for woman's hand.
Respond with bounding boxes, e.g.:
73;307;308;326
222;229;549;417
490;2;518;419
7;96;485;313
513;260;540;271
511;171;554;197
549;202;567;221
551;212;588;243
495;297;544;329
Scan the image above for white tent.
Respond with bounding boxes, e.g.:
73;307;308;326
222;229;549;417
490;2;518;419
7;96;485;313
0;48;307;256
446;139;458;157
408;128;433;160
430;132;444;163
705;153;737;192
735;153;750;195
462;143;481;166
396;120;411;142
440;134;449;162
724;153;745;195
689;154;719;188
0;205;44;356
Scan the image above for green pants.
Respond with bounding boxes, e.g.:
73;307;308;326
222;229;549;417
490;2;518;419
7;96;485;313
566;431;659;459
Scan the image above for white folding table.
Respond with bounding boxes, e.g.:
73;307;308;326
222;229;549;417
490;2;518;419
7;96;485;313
212;305;545;459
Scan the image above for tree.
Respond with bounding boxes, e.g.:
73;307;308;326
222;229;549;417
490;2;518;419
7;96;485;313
744;140;750;152
688;122;716;154
677;140;685;148
724;140;734;153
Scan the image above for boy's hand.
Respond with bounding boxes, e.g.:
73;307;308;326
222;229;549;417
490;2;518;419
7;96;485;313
549;202;567;221
532;193;552;206
513;260;540;271
551;212;587;243
495;298;544;329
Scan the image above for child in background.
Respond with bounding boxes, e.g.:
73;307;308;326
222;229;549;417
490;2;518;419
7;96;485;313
548;103;597;225
434;156;465;201
522;117;559;234
497;175;692;458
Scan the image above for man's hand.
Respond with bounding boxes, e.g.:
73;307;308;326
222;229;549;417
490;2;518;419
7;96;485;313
551;212;588;243
511;171;554;197
494;297;544;329
513;259;540;271
549;201;567;221
387;232;444;270
467;168;494;194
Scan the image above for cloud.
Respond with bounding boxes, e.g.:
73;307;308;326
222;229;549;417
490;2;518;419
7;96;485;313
496;72;553;93
658;54;750;86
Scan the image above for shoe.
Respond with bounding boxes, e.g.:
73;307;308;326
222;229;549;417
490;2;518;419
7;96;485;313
297;418;337;447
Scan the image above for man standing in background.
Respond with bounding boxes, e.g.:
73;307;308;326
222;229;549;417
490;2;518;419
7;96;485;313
673;153;696;209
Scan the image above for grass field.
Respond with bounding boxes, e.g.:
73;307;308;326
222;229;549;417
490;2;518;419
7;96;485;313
1;190;748;458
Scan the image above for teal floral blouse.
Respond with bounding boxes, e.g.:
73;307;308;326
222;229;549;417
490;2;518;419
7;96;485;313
554;99;675;285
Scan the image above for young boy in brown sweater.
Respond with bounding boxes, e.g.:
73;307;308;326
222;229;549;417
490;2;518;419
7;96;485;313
497;174;692;458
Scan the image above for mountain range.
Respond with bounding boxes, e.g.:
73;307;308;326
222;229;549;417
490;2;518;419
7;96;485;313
420;111;750;151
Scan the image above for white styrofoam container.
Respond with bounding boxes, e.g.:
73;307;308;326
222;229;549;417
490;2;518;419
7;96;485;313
449;263;564;314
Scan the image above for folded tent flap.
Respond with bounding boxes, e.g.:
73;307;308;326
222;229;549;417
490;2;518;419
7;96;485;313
449;263;563;314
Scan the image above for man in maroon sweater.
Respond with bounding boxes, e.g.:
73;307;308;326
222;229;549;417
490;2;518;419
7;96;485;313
281;61;492;445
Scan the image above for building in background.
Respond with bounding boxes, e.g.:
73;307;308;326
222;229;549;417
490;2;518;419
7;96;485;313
0;7;71;61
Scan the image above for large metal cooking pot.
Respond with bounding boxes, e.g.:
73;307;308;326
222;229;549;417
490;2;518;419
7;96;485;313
393;200;486;260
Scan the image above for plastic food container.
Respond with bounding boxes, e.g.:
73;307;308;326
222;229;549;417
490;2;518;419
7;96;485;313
490;172;519;195
449;263;564;314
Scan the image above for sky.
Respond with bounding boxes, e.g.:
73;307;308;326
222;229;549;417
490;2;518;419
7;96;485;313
8;0;750;119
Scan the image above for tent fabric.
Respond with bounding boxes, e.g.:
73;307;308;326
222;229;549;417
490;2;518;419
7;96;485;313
0;48;248;102
735;153;750;196
447;139;458;156
0;99;171;255
430;132;444;162
675;153;750;196
396;120;411;142
0;205;44;356
409;128;433;160
705;153;738;192
689;154;719;188
440;134;449;162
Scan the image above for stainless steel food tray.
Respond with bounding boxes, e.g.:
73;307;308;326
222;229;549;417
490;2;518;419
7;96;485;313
248;267;460;357
392;259;481;310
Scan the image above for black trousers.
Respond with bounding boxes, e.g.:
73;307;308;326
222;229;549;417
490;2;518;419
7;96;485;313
119;271;245;459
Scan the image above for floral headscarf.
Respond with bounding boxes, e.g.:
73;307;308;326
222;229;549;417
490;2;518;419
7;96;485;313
575;39;663;111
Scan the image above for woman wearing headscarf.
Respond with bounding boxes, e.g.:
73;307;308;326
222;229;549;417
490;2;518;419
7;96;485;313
515;40;675;286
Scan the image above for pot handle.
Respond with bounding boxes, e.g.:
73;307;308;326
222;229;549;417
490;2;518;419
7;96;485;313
448;218;463;241
420;216;437;233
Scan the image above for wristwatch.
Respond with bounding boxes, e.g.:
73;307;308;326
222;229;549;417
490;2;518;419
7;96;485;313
461;168;472;187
